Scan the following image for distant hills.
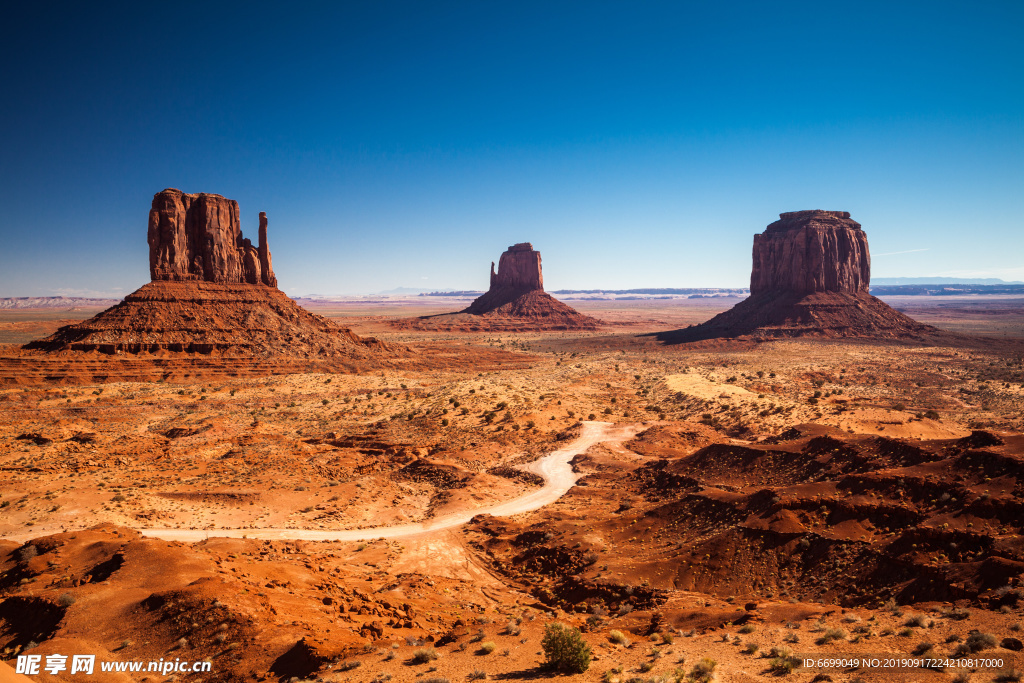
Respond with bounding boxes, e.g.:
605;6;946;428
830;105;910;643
872;277;1023;285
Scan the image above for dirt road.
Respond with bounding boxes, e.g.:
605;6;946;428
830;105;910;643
130;420;635;543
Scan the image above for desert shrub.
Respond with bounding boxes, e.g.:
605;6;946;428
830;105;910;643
608;630;629;646
904;614;928;628
738;624;755;634
421;678;449;683
993;670;1022;682
742;642;758;655
818;628;846;644
468;670;486;680
689;657;717;682
541;622;591;673
17;545;38;562
413;647;438;663
56;593;76;607
768;646;799;674
941;606;970;620
964;632;998;653
479;641;496;655
588;413;596;420
339;660;361;671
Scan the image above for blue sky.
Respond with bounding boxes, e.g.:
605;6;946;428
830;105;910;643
1;1;1021;296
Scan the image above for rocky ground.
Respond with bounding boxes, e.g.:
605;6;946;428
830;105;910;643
1;298;1023;682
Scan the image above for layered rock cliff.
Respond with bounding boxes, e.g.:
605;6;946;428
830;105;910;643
750;211;869;295
148;188;277;286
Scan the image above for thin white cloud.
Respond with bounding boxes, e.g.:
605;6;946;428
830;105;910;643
875;248;930;257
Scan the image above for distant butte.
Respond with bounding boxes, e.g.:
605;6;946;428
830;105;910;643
394;242;601;331
24;189;402;362
658;210;938;342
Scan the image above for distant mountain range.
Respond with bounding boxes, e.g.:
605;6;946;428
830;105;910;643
0;296;121;309
872;277;1024;285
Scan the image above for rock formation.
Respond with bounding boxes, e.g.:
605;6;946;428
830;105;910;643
393;243;600;331
465;243;545;314
26;190;402;363
148;188;277;286
751;211;869;295
658;210;937;342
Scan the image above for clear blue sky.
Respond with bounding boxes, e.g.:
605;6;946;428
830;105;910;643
1;1;1021;297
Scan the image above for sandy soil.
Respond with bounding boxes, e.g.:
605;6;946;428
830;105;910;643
1;297;1023;682
118;421;636;544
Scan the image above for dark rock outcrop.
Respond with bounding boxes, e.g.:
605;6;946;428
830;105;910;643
148;188;277;286
657;211;939;342
751;211;869;295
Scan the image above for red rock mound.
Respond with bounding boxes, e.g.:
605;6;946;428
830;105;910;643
659;210;940;342
395;243;601;331
24;281;400;359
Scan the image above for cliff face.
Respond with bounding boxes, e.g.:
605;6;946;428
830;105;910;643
488;242;543;293
147;188;277;287
750;210;869;295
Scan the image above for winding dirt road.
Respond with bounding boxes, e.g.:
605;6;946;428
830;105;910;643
135;420;636;543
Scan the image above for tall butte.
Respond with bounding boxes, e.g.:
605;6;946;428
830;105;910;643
26;189;401;363
659;210;936;341
148;188;277;286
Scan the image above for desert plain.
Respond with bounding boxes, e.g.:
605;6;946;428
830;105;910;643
1;292;1023;683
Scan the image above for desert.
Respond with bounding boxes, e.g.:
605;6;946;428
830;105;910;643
2;195;1023;683
2;4;1023;683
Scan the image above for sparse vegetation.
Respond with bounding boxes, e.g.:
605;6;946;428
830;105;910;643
541;622;591;673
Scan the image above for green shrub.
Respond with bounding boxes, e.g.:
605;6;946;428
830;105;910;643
541;622;591;673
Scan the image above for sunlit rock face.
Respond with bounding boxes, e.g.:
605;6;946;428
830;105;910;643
148;188;276;287
750;210;869;296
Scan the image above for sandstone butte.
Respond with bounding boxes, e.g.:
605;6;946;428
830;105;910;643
149;188;277;286
394;242;601;331
24;189;402;362
658;210;938;341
